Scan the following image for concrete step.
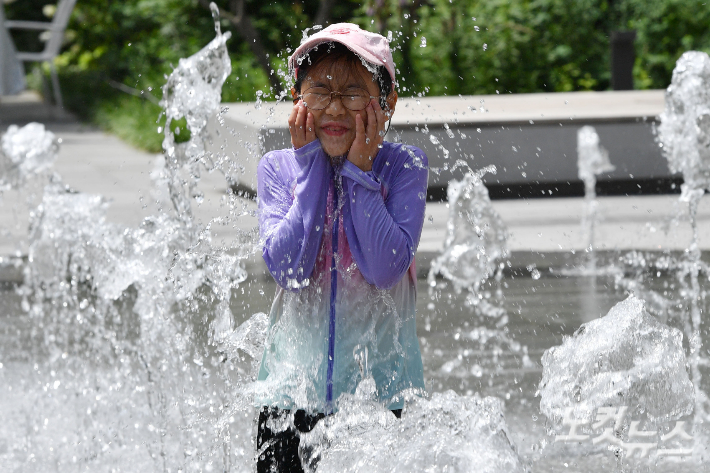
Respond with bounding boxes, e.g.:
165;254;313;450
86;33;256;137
0;90;75;126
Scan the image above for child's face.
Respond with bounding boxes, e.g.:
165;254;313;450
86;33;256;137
299;57;383;158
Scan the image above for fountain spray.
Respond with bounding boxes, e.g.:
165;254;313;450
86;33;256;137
657;50;710;450
577;125;614;272
427;165;508;302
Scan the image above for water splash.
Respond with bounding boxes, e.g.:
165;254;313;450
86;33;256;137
428;165;508;298
1;7;266;471
656;50;710;445
539;295;693;426
577;126;614;197
300;391;524;473
3;14;529;472
160;6;232;223
0;122;58;190
577;125;614;270
657;51;710;194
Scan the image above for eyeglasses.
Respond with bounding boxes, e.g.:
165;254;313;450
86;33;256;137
297;87;380;111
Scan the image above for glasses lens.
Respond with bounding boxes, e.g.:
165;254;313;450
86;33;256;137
302;88;375;111
302;89;330;110
341;89;370;111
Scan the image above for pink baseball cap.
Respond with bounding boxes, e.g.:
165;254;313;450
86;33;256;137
289;23;396;88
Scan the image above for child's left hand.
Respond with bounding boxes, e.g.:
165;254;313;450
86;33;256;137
347;99;388;172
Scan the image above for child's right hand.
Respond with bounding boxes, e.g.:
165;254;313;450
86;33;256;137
288;100;316;150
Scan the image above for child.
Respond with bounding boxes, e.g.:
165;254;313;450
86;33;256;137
255;23;428;472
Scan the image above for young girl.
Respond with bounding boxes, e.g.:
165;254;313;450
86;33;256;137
255;23;428;472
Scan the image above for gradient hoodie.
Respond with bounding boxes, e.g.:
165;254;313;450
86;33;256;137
255;139;428;412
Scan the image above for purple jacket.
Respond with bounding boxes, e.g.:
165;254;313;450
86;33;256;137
255;139;428;411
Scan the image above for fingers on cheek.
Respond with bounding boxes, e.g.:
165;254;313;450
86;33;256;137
367;108;377;133
299;110;306;130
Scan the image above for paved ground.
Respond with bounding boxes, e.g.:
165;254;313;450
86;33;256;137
2;94;710;280
3;96;708;473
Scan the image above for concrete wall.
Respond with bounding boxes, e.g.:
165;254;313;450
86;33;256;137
211;90;672;196
390;118;665;188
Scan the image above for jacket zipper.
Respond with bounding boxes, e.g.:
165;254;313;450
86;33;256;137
326;183;338;412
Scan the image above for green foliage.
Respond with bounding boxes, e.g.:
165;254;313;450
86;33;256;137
623;0;710;88
94;96;165;153
5;0;710;150
4;0;363;149
221;44;277;103
351;0;613;96
354;0;710;95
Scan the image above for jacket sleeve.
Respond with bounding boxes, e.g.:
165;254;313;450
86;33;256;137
257;140;330;289
341;145;428;289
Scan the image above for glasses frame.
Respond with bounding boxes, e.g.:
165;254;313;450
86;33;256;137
296;86;381;112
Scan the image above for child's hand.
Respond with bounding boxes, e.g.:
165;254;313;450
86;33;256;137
347;99;387;172
288;100;316;150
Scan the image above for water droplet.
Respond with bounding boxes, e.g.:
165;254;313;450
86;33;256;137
444;123;454;138
470;364;483;377
574;385;582;402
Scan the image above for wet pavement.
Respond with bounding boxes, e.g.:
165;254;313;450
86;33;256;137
2;104;710;471
1;262;707;471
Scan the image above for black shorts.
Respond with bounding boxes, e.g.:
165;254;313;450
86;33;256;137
256;406;402;473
